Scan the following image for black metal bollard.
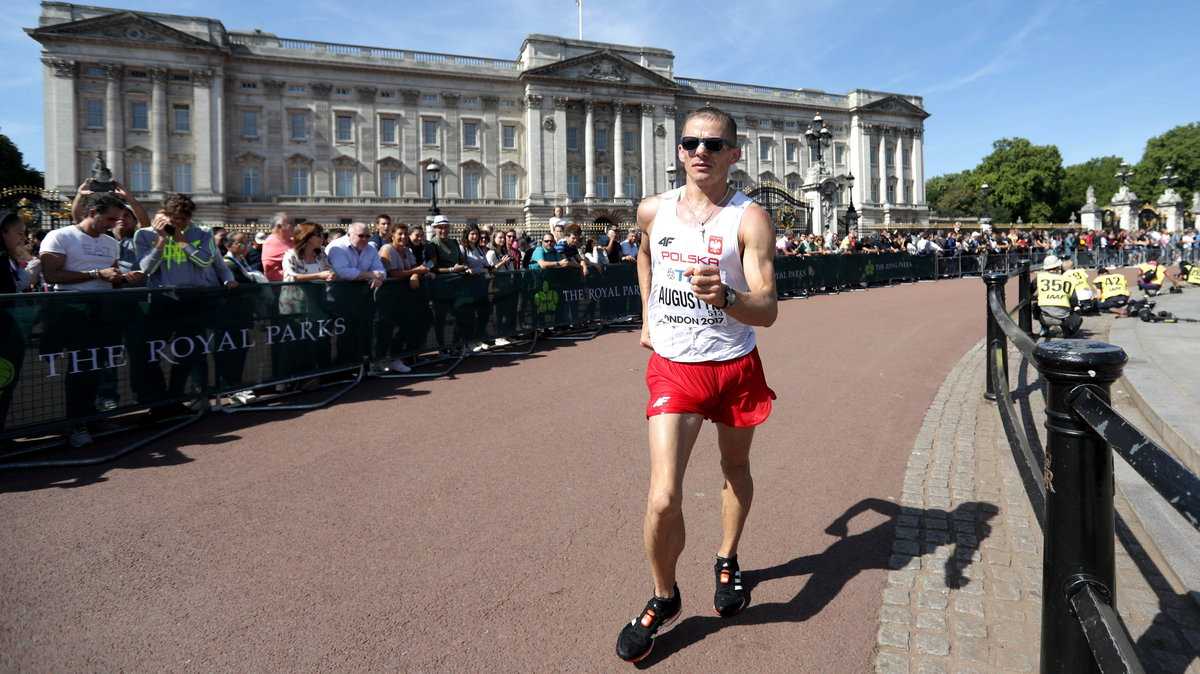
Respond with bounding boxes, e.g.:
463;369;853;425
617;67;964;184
1018;259;1033;336
983;272;1008;402
1034;339;1128;673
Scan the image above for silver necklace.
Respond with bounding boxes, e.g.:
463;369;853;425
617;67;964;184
686;186;732;240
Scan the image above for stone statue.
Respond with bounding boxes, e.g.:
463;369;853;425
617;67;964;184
88;151;114;192
1085;185;1096;205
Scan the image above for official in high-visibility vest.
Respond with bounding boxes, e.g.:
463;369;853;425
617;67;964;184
1180;260;1200;285
1135;259;1184;295
1032;255;1079;337
1061;259;1094;312
1092;266;1131;315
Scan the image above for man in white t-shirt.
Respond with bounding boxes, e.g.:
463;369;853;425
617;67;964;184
39;192;145;446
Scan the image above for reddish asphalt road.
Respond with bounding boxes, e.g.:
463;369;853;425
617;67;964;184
1;276;984;672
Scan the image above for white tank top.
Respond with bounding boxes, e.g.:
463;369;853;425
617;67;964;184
647;188;756;363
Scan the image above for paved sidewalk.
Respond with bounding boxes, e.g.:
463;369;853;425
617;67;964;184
875;338;1200;673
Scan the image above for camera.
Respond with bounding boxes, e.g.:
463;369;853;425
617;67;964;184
87;178;115;193
164;224;176;236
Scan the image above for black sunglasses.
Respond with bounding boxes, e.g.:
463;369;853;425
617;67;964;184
680;136;736;153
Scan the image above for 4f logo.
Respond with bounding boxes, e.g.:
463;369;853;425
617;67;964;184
652;396;671;408
657;237;675;247
708;236;723;255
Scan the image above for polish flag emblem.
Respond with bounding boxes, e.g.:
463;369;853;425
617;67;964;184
708;236;723;255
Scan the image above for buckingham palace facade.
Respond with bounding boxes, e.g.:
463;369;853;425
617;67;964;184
29;2;931;229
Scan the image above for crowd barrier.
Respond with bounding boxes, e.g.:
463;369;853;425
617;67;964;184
0;252;936;442
983;267;1200;672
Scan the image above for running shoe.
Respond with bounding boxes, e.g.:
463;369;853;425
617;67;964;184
67;424;93;448
713;555;746;617
616;584;681;662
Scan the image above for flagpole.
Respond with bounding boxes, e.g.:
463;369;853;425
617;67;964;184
578;0;583;40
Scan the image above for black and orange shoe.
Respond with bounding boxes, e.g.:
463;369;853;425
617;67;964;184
713;555;746;617
615;584;681;662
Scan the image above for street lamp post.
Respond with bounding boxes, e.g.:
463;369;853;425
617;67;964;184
424;162;441;225
1159;164;1179;189
805;114;832;167
666;165;678;190
980;183;992;231
845;172;859;233
1114;162;1134;187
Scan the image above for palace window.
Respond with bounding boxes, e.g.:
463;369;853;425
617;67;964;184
173;163;192;192
595;128;608;152
624;175;638;198
463;171;481;199
335;115;354;143
380;117;397;144
289;113;306;141
462;121;478;148
502;125;517;150
759;138;770;162
566;127;579;151
173;105;190;133
786;140;797;162
835;144;845;166
242;167;261;196
596;175;610;198
502;171;518;199
129;102;148;131
422;119;439;146
886;183;896;203
85;100;104;128
380;170;399;198
289;168;310;196
242;110;259;138
129;162;150;191
335;168;356;196
624;131;634;153
566;173;580;197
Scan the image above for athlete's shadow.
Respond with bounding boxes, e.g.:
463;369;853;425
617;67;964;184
636;498;998;667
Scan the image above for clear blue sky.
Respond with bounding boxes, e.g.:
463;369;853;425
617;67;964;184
4;0;1199;181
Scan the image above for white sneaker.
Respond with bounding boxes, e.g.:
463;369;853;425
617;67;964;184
493;337;511;347
230;390;256;405
470;342;489;352
388;359;412;373
68;425;93;448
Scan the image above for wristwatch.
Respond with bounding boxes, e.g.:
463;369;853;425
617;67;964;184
88;269;100;279
723;285;738;309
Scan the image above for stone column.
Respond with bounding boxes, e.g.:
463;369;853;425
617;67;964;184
849;116;864;209
442;92;461;198
401;89;420;197
1157;188;1184;231
773;119;785;182
613;101;625;198
638;103;657;195
1111;186;1139;231
482;96;500;199
524;94;544;201
911;130;925;205
895;133;906;205
41;58;77;191
745;117;760;182
102;63;125;186
148;67;168;193
311;83;333;196
877;134;887;205
584;100;596;198
190;70;214;194
552;97;568;200
356;86;378;197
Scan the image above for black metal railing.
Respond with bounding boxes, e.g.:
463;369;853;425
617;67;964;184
983;269;1200;672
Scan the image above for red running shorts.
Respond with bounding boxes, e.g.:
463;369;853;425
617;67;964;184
645;347;776;427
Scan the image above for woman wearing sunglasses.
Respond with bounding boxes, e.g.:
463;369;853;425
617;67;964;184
616;106;778;663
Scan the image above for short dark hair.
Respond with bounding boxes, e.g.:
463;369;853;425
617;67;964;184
376;214;391;222
684;106;738;142
86;192;126;215
162;193;195;217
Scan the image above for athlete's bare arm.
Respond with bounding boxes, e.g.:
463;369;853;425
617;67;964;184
636;195;662;350
685;203;777;327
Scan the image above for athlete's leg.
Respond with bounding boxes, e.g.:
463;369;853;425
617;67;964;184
715;423;756;558
644;412;704;598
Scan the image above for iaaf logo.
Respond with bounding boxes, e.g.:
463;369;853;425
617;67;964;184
660;250;720;265
708;236;723;255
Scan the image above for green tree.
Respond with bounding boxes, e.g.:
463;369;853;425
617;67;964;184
0;132;43;189
973;138;1065;223
926;166;974;209
1061;156;1123;216
1131;123;1200;206
934;187;983;218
